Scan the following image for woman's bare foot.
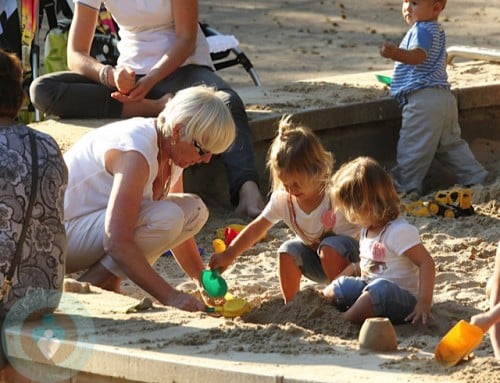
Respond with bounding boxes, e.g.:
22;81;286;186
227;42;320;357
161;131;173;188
121;93;173;118
78;263;123;293
235;180;265;218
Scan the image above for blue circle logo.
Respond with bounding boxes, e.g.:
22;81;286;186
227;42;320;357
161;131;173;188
2;289;95;382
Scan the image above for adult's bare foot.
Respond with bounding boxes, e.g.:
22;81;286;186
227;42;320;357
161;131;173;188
78;264;122;293
235;180;265;218
121;92;173;118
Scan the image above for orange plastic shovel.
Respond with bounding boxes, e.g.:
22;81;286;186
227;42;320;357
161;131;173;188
434;320;484;367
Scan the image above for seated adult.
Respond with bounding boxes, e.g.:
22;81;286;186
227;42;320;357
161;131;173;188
29;0;265;218
0;48;67;378
64;85;236;312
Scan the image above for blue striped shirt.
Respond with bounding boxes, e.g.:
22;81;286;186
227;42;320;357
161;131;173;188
390;21;450;104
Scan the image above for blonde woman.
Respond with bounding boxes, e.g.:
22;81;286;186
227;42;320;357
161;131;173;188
64;85;236;312
209;116;359;303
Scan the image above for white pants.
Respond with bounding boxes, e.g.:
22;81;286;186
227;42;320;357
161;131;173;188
65;193;209;278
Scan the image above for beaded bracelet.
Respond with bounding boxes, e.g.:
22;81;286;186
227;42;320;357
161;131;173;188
98;65;113;88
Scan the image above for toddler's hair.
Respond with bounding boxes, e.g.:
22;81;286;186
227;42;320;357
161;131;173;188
330;156;401;226
267;115;334;192
0;49;26;118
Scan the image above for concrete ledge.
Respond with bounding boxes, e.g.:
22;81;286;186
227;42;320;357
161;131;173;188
184;82;500;207
29;76;500;208
455;82;500;109
3;290;458;383
447;45;500;65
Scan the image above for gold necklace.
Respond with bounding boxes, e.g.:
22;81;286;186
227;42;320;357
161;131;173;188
287;194;330;247
157;132;172;200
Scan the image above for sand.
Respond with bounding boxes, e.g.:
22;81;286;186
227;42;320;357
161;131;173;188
198;0;500;88
27;1;500;382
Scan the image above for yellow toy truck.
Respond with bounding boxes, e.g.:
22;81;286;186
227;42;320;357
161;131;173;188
405;188;475;219
427;188;475;218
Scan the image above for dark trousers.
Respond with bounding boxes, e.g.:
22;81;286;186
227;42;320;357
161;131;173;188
30;65;259;204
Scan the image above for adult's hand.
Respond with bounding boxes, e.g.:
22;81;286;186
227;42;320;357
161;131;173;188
165;290;206;312
112;66;136;95
111;75;155;103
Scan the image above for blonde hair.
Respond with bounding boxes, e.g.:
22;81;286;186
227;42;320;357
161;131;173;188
330;156;401;226
267;115;334;193
157;85;236;154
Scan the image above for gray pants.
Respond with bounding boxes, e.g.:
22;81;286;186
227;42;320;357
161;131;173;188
392;87;487;194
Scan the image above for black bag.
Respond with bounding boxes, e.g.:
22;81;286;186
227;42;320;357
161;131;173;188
89;32;119;66
0;6;21;58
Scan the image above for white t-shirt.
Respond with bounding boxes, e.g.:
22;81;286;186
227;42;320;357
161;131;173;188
261;190;360;246
64;117;182;221
76;0;214;73
359;217;421;296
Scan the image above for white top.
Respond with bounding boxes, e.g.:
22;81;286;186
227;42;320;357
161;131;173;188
64;117;182;221
359;217;421;296
76;0;214;73
261;190;360;246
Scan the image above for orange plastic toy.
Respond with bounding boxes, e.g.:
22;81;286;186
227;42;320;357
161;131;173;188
435;320;484;367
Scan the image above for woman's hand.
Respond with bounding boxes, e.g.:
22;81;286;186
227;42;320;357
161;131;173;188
164;290;206;312
111;74;156;103
112;66;136;95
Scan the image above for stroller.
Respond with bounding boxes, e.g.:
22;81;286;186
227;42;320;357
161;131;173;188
0;0;261;121
200;22;261;86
